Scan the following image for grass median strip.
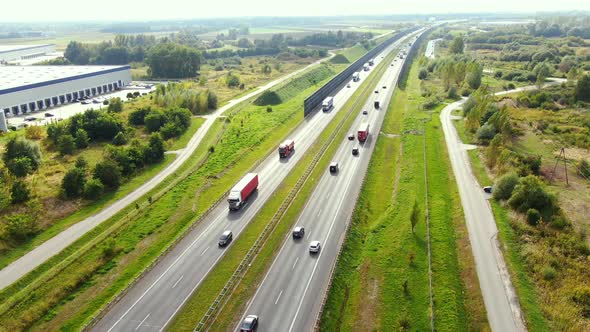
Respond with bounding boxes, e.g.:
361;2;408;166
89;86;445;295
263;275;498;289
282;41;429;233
320;47;487;330
167;47;400;332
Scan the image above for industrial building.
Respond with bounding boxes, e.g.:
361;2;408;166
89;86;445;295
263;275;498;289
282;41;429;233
0;65;132;118
0;44;56;63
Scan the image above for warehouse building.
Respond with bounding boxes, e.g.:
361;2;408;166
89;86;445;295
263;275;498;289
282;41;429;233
0;65;132;118
0;44;56;63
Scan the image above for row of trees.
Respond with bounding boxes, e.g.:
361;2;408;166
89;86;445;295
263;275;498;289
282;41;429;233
129;106;193;139
421;55;483;92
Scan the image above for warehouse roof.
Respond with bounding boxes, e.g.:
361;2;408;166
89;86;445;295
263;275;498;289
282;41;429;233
0;65;131;95
0;44;54;54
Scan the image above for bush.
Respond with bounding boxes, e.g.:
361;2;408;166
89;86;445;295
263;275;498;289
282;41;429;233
493;172;519;201
226;73;240;87
266;106;273;113
144;133;165;163
11;180;30;204
5;213;37;241
526;208;542;226
418;68;428;80
75;128;90;149
126;92;134;99
144;109;166;132
75;156;88;170
508;175;557;216
6;157;33;178
160;122;180;139
128;107;150;125
25;126;44;140
83;178;104;200
62;167;87;198
3;137;42;172
112;131;128;146
107;97;123;113
93;159;122;189
542;266;557;280
447;85;459;99
57;134;76;156
476;123;496;143
578;159;590;179
572;287;590;318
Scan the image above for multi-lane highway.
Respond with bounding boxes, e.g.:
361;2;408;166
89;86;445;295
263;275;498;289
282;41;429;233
238;29;424;332
91;33;413;332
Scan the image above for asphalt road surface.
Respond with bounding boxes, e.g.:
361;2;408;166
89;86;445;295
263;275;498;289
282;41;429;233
91;35;411;332
238;30;424;332
441;99;526;332
0;55;334;291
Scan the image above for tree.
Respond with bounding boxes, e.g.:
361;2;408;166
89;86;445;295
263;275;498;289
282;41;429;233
5;213;37;241
574;75;590;102
62;167;87;198
207;91;218;110
410;200;420;233
93;159;122;189
144;133;165;163
465;62;483;89
57;134;76;156
144;109;166;132
112;132;128;146
476;123;496;143
3;137;42;172
11;180;30;204
7;157;33;178
508;175;557;216
83;178;104;200
128;107;150;125
533;62;551;89
64;41;90;64
493;172;519;201
107;97;124;113
146;43;202;78
75;156;88;170
75;128;90;149
226;72;241;87
449;36;465;54
526;208;542;226
418;68;428;80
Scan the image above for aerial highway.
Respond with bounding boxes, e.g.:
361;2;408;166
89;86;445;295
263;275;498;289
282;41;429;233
91;32;415;332
0;52;335;291
238;29;425;332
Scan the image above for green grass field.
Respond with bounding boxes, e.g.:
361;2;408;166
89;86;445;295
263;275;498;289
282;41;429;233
320;52;487;331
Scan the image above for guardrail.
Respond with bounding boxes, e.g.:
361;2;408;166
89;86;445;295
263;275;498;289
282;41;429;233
194;32;404;332
303;27;419;116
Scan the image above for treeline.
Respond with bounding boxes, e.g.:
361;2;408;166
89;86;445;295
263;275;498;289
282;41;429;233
152;83;218;114
289;30;373;48
529;16;590;38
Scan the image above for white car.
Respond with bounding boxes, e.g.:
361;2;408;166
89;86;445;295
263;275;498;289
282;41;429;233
309;240;321;253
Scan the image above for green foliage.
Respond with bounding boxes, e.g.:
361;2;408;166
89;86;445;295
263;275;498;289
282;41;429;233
542;266;556;280
74;156;88;170
93;159;122;189
75;129;89;149
107;97;123;113
329;54;350;64
254;91;281;105
449;36;465;54
10;180;30;204
225;72;241;87
526;208;542;226
144;109;166;132
5;213;37;242
572;287;590;318
83;178;104;200
62;167;87;198
493;172;519;201
475;123;496;143
57;134;76;156
508;175;557;217
128;107;150;126
410;199;420;233
153;83;216;114
145;133;165;163
465;62;483;89
69;109;125;141
578;159;590;179
6;157;33;178
146;43;201;78
112;132;128;146
46;121;68;144
2;137;42;174
447;85;459;99
418;68;428;80
575;75;590;102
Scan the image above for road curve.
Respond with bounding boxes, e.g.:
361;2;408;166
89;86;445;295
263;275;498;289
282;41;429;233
237;30;423;332
440;99;525;332
90;37;409;332
0;56;334;291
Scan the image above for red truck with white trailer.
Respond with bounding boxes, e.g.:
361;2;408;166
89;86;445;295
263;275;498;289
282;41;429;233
357;122;370;142
228;173;259;211
278;139;295;158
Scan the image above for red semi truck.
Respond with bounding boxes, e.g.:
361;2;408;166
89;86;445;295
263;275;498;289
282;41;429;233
228;173;259;211
357;122;370;142
278;139;295;158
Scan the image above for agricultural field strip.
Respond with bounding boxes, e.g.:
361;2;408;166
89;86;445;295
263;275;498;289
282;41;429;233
0;54;332;291
238;29;424;332
90;37;405;332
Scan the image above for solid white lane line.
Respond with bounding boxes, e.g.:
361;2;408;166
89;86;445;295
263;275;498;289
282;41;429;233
135;313;150;330
200;247;210;256
292;257;300;270
172;275;184;289
275;290;284;305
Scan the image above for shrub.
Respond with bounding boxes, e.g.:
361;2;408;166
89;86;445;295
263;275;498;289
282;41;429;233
226;73;240;87
83;178;104;200
5;213;37;241
526;208;542;226
493;172;520;201
126;92;134;99
144;133;165;163
7;157;33;178
542;266;557;280
11;180;30;204
266;106;273;113
128;107;150;126
447;85;459;99
107;97;123;113
476;123;496;143
75;156;88;170
572;287;590;318
418;68;428;80
62;167;87;198
112;131;128;146
578;159;590;179
93;159;122;189
507;83;516;90
75;128;90;148
25;126;44;140
3;137;42;172
144;109;166;132
508;175;557;216
57;134;76;156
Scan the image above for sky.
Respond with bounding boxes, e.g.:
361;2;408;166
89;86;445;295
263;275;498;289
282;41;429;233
3;0;590;22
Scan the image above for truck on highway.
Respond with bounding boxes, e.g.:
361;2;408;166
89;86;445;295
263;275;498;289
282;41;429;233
368;58;375;66
322;96;334;112
363;63;370;71
352;72;361;82
228;173;259;211
357;122;370;142
278;139;295;158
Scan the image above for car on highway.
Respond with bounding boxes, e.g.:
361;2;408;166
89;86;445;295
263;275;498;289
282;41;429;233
383;85;387;89
309;241;321;253
347;82;351;88
218;230;233;247
483;186;493;194
292;226;305;239
240;314;258;332
329;162;339;173
362;110;368;115
352;147;359;156
374;90;379;94
348;133;355;140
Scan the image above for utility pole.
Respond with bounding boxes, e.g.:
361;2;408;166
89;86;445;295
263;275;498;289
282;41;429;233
550;147;569;185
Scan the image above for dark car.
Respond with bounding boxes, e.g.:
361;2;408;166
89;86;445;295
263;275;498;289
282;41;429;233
218;230;233;247
483;186;493;194
348;133;355;140
44;112;54;117
240;315;258;332
352;147;359;156
329;162;339;173
374;90;379;94
293;226;305;239
362;110;368;115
